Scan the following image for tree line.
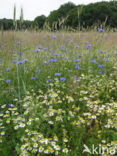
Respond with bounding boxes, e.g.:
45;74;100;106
0;1;117;31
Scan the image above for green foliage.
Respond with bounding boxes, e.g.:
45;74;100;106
13;4;17;30
0;18;13;30
80;2;112;28
33;15;46;30
47;2;76;30
0;31;117;155
46;1;117;30
65;5;84;29
0;1;117;30
19;8;24;30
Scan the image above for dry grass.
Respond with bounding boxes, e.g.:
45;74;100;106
0;31;117;50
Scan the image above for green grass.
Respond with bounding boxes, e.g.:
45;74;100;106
0;30;117;156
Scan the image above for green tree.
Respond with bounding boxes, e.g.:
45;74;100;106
33;15;46;29
80;2;112;28
47;2;76;29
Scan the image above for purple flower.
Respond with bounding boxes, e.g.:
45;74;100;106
12;54;16;57
35;49;41;52
12;60;17;63
43;47;48;50
44;61;48;65
54;53;59;56
19;51;23;56
36;46;41;49
69;70;73;73
61;45;66;50
105;58;109;62
75;45;79;48
91;60;96;63
6;79;10;83
16;41;21;45
98;64;104;68
99;72;102;74
18;60;23;64
47;79;52;82
35;70;39;73
78;54;82;58
75;59;79;62
84;41;88;43
8;104;12;107
98;28;104;32
104;36;108;39
99;50;103;53
74;77;79;81
55;73;61;76
31;77;36;80
48;59;57;63
52;35;56;39
86;44;91;49
49;49;54;52
24;59;28;62
60;77;66;82
75;65;80;70
6;68;10;72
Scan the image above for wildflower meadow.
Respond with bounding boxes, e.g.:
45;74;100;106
0;30;117;156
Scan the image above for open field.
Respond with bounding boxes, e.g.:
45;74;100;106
0;30;117;156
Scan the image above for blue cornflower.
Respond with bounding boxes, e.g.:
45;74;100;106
49;49;54;52
104;36;108;39
84;41;88;43
105;58;109;62
75;59;79;62
52;35;56;39
8;104;12;107
99;72;102;74
48;59;57;63
6;68;10;72
47;79;52;82
61;45;66;50
16;41;20;45
35;49;40;52
55;73;61;76
69;70;73;72
43;47;48;50
86;44;91;49
60;77;66;82
75;65;80;70
36;46;41;49
31;77;36;80
35;70;39;73
75;45;79;48
12;60;17;63
74;77;79;81
54;53;59;56
6;79;10;83
78;54;82;58
18;60;24;64
12;54;16;56
98;28;104;32
19;51;23;56
98;64;104;68
91;60;96;63
24;59;28;62
99;50;103;53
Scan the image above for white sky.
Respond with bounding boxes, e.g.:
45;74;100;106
0;0;109;20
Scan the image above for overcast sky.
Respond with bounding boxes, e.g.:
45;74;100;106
0;0;109;20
